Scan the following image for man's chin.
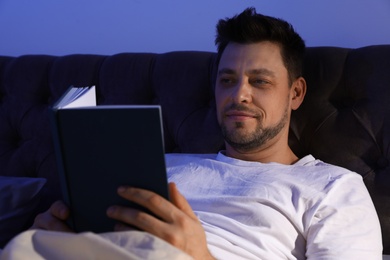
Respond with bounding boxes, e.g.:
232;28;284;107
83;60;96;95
225;126;257;139
224;131;259;148
225;138;263;153
224;120;257;132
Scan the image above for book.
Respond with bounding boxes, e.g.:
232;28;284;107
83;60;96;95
50;85;169;233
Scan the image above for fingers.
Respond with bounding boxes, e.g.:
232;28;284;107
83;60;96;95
30;200;73;232
50;200;70;220
107;205;163;232
110;183;197;222
106;187;169;232
112;185;176;222
106;183;200;234
106;184;214;259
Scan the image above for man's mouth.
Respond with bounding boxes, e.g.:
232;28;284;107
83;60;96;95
225;110;258;121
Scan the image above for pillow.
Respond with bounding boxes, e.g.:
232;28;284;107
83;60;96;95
0;176;46;248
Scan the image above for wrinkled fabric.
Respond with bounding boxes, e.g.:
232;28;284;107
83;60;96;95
0;230;192;260
166;153;382;259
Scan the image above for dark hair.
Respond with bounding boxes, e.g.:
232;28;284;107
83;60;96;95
215;7;305;83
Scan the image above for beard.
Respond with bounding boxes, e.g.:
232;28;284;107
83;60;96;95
219;104;289;152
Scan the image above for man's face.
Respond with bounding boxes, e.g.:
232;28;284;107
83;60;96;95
215;41;293;152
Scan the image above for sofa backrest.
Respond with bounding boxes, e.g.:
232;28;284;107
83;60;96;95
0;46;389;252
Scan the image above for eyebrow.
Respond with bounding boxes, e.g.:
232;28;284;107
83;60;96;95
218;68;275;77
217;68;235;75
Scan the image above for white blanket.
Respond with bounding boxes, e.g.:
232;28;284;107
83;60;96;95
0;230;192;260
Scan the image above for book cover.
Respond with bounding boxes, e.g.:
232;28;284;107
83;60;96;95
49;86;169;232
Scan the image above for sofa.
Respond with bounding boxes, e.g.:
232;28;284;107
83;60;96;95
0;45;389;254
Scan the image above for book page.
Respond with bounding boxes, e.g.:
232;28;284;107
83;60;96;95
62;86;96;109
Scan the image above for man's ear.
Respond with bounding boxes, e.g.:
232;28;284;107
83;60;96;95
291;77;307;110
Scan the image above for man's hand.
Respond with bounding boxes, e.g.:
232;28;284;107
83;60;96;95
30;200;73;232
106;182;215;260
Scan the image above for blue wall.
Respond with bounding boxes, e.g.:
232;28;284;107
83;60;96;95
1;0;389;56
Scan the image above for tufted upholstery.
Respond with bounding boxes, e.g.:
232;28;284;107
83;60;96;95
0;46;389;252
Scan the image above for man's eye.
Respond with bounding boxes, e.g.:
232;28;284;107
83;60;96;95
251;79;268;86
219;78;235;85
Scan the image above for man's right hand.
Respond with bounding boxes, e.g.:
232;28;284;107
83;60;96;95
30;200;74;232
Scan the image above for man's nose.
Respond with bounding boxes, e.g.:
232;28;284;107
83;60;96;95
231;79;252;104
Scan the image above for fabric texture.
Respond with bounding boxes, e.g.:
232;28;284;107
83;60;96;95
0;230;192;260
0;177;46;248
166;153;383;260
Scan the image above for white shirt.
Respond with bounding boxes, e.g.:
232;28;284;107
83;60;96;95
166;152;382;260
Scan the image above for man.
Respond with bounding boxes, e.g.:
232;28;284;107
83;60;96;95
28;7;382;259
